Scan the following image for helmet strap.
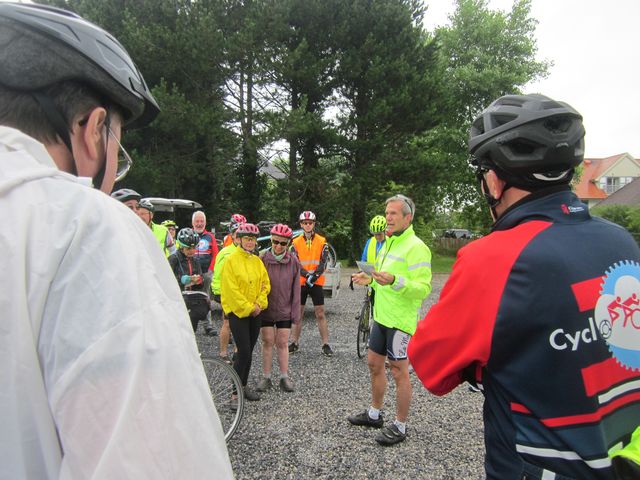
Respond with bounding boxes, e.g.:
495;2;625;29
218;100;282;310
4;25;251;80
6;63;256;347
480;175;503;221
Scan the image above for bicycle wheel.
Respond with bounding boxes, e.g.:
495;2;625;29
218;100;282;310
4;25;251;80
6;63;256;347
201;356;244;441
356;298;371;358
326;243;338;268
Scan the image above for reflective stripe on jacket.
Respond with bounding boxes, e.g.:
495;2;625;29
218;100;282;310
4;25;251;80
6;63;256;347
372;225;432;335
293;233;327;286
220;248;270;318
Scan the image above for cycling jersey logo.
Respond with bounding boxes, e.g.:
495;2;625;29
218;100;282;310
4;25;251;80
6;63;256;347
197;238;210;252
561;204;585;215
594;261;640;370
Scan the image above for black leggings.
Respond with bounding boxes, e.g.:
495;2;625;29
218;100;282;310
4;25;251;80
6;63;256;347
228;313;261;386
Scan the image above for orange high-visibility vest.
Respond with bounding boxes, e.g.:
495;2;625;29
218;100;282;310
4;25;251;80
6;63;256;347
292;233;326;286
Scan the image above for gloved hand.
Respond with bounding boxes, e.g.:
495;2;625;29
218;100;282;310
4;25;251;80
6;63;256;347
181;274;192;285
306;273;318;287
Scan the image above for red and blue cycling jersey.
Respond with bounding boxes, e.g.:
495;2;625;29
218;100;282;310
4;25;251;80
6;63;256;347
409;186;640;479
193;229;218;272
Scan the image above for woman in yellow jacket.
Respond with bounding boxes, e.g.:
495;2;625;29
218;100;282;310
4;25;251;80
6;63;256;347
221;223;271;401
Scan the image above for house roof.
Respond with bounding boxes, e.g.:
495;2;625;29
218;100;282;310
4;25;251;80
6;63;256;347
596;177;640;207
259;161;286;180
574;153;629;200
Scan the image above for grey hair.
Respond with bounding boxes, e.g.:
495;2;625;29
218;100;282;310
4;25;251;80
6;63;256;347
386;194;415;217
192;210;206;222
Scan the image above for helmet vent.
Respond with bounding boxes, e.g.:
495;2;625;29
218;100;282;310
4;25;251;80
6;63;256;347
491;113;517;128
507;138;538;155
500;97;525;107
543;116;572;134
541;100;564;110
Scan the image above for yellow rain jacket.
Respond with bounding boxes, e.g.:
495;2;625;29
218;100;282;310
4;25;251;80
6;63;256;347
221;247;270;317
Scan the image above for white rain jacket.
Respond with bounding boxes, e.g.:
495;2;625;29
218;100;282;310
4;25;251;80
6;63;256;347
0;127;233;479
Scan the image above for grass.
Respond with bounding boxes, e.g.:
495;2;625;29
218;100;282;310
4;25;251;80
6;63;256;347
431;252;456;274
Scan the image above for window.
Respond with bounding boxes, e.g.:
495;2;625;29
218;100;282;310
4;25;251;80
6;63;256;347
599;176;636;194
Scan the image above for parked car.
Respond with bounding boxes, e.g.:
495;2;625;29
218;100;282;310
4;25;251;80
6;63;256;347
442;228;474;239
142;197;203;213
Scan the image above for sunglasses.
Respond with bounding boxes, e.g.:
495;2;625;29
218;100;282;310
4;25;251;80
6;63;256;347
241;236;257;242
301;221;314;226
475;166;490;183
271;239;289;246
389;194;414;217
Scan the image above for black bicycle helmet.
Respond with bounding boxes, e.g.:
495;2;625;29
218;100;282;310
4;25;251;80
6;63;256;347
110;188;141;203
469;94;585;189
176;228;199;248
0;3;159;128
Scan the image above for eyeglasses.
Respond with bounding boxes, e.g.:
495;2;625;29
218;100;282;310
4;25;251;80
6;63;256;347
475;166;490;184
271;239;289;246
109;128;133;182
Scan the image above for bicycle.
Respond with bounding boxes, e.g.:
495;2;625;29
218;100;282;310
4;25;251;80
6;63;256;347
200;355;245;442
182;290;244;441
356;287;372;358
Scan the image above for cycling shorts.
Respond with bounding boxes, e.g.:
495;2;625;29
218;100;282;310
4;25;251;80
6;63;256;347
300;284;324;306
369;321;411;361
260;318;292;329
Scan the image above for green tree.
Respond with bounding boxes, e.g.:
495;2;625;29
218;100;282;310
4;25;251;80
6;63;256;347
45;0;237;226
415;0;549;236
261;0;343;224
332;0;442;258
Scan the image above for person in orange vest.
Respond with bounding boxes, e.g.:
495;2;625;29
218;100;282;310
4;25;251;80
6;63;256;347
223;213;246;247
289;211;333;356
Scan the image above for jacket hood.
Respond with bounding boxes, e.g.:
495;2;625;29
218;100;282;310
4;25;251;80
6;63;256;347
262;249;293;265
0;126;92;195
493;187;590;233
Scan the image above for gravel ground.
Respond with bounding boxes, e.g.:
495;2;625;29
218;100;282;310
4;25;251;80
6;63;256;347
196;269;485;480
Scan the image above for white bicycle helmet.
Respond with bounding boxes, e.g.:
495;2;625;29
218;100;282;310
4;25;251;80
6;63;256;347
299;211;316;222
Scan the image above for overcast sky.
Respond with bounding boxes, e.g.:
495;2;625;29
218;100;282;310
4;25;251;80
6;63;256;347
423;0;640;159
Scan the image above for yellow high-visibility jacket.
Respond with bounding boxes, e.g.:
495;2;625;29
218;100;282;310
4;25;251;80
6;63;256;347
221;247;270;318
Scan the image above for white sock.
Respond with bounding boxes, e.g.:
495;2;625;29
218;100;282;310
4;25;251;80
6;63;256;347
393;419;406;434
279;372;288;379
368;406;380;420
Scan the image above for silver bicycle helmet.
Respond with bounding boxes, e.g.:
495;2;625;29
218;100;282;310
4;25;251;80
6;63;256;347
0;3;159;128
138;199;154;212
110;188;141;203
